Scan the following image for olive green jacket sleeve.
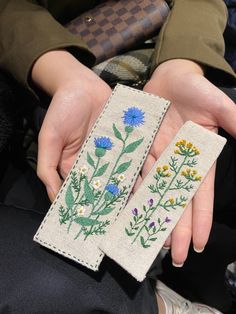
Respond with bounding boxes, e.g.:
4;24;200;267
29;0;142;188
151;0;236;82
0;0;96;90
0;0;235;93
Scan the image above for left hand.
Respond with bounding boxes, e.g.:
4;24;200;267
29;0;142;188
137;59;236;266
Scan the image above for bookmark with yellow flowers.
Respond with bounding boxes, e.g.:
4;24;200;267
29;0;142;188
100;121;226;281
33;84;170;271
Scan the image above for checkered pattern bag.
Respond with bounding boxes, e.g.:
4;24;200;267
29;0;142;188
66;0;169;64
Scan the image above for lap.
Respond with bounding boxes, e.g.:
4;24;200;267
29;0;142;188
0;205;157;314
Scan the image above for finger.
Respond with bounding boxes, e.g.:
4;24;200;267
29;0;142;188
171;202;192;267
163;235;171;250
141;153;156;178
215;90;236;137
132;174;143;194
37;131;63;202
192;164;215;252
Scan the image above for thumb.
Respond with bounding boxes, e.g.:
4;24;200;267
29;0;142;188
37;131;62;202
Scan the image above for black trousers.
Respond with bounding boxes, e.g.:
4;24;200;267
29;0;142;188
0;203;157;314
0;125;158;313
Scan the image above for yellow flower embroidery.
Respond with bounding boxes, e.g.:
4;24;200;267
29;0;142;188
175;140;200;157
117;174;126;182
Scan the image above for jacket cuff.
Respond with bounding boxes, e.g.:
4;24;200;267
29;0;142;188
150;0;236;84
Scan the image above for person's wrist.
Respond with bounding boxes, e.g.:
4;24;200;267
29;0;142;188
152;59;205;79
31;49;100;96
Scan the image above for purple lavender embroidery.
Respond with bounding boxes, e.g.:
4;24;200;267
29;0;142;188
148;199;154;206
132;208;138;216
165;217;171;223
149;221;155;228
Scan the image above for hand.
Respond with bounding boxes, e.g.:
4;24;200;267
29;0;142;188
32;50;112;201
139;59;236;266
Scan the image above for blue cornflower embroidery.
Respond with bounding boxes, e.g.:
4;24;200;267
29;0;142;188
94;137;113;150
105;184;120;196
123;107;145;127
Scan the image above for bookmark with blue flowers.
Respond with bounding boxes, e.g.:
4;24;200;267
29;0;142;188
34;84;170;270
100;121;226;281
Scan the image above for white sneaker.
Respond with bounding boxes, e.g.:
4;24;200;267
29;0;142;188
156;280;223;314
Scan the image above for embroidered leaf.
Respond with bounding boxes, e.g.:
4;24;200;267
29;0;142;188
113;124;123;141
74;216;101;226
149;237;157;241
115;160;132;174
87;153;95;168
161;228;167;231
104;191;114;202
94;207;114;216
125;228;135;236
158;218;161;224
130;221;133;227
143;205;147;212
84;178;95;204
65;184;74;209
94;162;109;177
123;138;144;153
141;236;150;248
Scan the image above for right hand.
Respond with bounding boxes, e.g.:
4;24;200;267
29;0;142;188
32;50;112;201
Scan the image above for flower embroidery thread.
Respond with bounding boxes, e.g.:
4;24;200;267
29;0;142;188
125;140;202;249
58;106;145;240
123;107;145;128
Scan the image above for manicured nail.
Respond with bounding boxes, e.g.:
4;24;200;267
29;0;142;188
46;186;56;202
172;261;184;267
163;246;170;250
194;246;205;253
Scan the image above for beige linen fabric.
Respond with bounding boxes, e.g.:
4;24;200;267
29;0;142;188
100;121;226;281
34;84;170;270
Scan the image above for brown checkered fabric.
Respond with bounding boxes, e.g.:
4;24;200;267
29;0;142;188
66;0;169;64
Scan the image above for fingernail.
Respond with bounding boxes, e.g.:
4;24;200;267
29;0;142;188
172;261;184;268
163;246;170;250
46;186;56;202
194;246;205;253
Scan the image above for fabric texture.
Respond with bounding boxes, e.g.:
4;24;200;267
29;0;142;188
34;84;170;270
100;122;226;281
93;48;154;88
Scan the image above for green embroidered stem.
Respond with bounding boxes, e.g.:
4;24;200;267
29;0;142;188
93;132;129;207
131;155;188;244
67;157;102;233
74;132;130;240
141;220;166;248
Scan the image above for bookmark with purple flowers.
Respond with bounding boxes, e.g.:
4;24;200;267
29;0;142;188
34;84;170;270
100;121;226;281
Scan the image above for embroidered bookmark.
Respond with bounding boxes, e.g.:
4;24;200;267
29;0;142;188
34;84;170;271
99;121;226;281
